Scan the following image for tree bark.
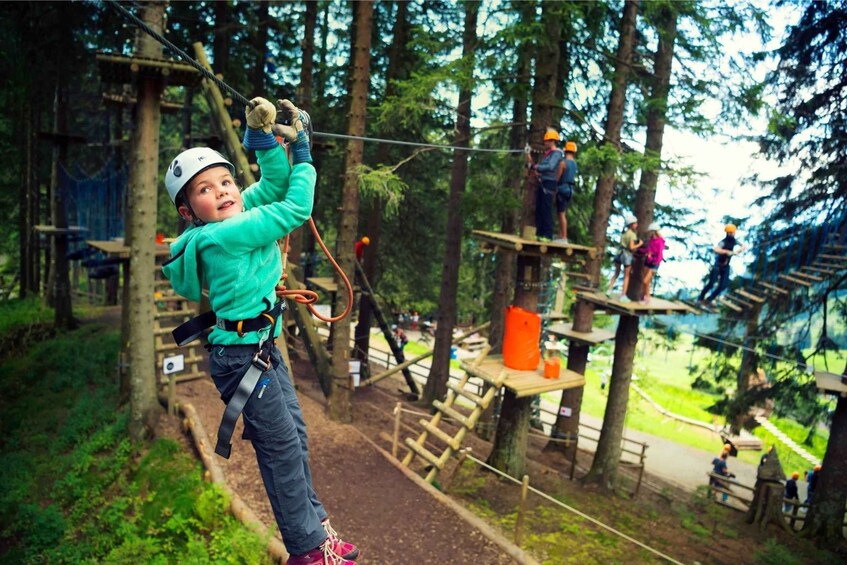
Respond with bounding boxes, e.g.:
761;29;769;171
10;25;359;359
19;99;37;298
250;1;269;96
329;0;373;423
520;1;561;228
630;5;677;301
553;0;640;461
586;314;639;489
731;304;761;434
802;361;847;545
47;83;75;330
489;0;533;355
212;0;231;79
287;0;318;267
127;0;166;442
422;0;479;406
354;0;410;368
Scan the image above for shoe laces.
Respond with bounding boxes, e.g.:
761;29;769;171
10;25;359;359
320;539;348;564
322;519;340;542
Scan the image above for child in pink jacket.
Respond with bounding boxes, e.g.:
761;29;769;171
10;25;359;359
642;222;665;303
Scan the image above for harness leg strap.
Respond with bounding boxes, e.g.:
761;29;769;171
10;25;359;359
215;352;270;459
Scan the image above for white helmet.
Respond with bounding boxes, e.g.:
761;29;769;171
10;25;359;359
165;148;234;205
648;222;660;231
624;215;637;226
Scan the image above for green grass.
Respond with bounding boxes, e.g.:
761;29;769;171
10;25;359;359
0;296;53;334
0;308;273;564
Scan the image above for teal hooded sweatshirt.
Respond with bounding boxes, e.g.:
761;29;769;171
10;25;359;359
163;145;315;345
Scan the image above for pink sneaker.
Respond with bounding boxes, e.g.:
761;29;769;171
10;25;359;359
323;519;359;560
287;540;354;565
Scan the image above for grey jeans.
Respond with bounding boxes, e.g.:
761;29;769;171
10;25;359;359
210;344;328;555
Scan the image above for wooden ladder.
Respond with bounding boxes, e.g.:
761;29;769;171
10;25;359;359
153;264;203;414
400;346;507;483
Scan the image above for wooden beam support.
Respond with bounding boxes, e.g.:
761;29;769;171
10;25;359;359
803;265;835;275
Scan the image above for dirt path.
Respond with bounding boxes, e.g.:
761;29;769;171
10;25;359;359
174;359;524;564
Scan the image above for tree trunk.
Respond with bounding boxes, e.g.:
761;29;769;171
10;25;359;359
422;0;478;406
48;83;75;330
19;100;37;298
354;0;410;367
328;0;373;423
212;0;231;79
553;0;640;460
802;363;847;545
586;314;639;489
731;304;761;434
489;0;532;355
128;1;166;442
250;1;269;96
630;5;677;301
287;0;318;267
521;1;561;230
487;255;539;476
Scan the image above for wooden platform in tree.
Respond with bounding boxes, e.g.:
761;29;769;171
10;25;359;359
546;322;615;345
815;371;847;397
471;230;596;261
96;52;201;86
87;239;170;258
575;292;694;316
35;224;88;236
461;354;584;398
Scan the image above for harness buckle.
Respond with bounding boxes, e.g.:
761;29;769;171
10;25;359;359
252;350;271;372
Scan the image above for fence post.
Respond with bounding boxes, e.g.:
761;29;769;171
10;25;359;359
569;433;579;481
634;443;647;496
515;474;530;546
789;500;799;530
392;402;402;459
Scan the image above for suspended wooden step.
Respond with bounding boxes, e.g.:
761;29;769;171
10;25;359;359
400;348;507;484
789;270;823;282
803;265;834;275
818;253;847;262
736;288;765;303
778;273;812;287
728;293;754;309
757;281;789;295
719;297;744;312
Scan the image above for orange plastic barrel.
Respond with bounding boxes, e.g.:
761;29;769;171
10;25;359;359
502;306;541;370
544;357;561;379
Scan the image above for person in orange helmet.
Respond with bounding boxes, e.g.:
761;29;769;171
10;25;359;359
554;140;578;243
698;224;746;306
526;128;563;241
354;235;370;262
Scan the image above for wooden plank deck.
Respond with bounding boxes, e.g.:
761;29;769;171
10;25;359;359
546;322;615;346
471;230;596;262
815;371;847;397
575;292;694;316
461;354;584;398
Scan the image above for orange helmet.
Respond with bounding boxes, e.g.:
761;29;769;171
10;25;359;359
724;224;737;234
361;236;371;245
543;129;559;142
791;472;800;479
565;141;577;153
814;464;822;472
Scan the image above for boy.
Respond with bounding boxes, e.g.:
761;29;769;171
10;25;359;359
555;140;578;243
698;224;745;306
608;214;642;299
163;97;358;565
